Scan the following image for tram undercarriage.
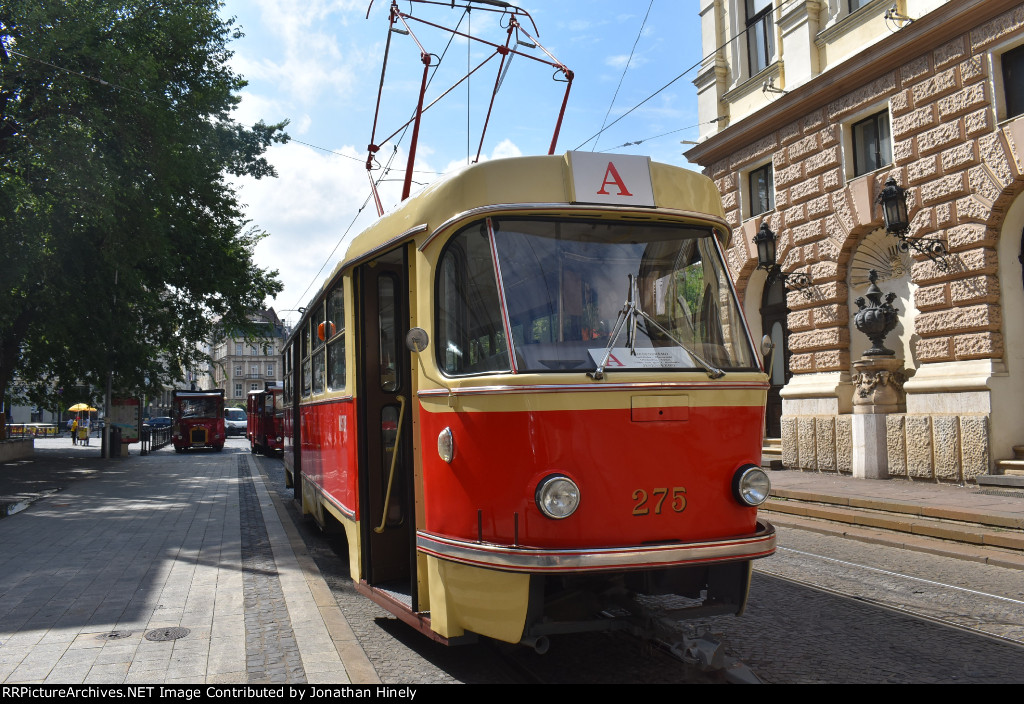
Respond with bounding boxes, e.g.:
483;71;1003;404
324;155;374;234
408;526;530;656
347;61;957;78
518;560;753;650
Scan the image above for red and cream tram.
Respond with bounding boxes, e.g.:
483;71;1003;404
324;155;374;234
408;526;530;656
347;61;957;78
282;152;776;648
247;383;284;456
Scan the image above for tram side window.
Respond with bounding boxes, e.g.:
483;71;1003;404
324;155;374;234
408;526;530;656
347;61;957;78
436;223;510;375
283;346;291;405
379;275;400;391
312;301;326;395
327;285;346;390
301;320;312;398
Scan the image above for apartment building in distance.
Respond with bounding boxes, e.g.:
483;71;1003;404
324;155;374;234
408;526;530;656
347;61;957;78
201;309;288;409
685;0;1024;483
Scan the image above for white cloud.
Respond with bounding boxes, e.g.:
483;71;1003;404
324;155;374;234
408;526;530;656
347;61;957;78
233;91;290;129
233;140;385;313
230;0;368;106
605;53;649;70
239;135;527;316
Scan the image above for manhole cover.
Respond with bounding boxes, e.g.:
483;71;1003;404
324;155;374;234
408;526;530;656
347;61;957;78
144;627;190;642
96;631;133;641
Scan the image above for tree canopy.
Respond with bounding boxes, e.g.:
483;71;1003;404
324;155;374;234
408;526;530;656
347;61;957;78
0;0;288;427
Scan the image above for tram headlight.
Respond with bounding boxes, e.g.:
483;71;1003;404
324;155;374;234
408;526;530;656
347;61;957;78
437;427;454;463
535;475;580;519
732;464;771;506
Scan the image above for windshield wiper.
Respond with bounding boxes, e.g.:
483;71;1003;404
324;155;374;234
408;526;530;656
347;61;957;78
589;274;725;380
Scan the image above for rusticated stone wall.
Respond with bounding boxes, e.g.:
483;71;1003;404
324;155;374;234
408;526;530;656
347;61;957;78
781;415;853;474
782;413;990;483
712;4;1024;373
707;4;1024;482
886;414;991;482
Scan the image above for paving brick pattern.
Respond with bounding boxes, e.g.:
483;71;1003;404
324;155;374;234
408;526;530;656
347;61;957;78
237;457;306;683
0;440;349;684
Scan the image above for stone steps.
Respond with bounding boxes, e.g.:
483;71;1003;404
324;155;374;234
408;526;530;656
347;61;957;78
761;437;782;470
978;443;1024;488
761;486;1024;559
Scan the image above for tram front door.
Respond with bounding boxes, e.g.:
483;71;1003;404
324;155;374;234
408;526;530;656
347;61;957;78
357;247;416;600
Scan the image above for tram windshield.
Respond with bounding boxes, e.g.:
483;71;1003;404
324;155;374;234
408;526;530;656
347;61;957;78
436;217;757;375
175;396;221;419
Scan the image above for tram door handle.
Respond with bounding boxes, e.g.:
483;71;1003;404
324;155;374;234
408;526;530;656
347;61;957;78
374;394;406;534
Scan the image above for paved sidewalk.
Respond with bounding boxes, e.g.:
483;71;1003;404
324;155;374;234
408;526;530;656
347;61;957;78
0;438;373;684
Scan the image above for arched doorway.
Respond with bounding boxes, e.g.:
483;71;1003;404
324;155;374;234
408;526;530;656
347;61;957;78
760;274;789;438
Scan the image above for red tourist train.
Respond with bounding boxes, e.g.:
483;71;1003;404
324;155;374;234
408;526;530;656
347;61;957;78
171;389;225;453
247;383;284;456
281;153;776;649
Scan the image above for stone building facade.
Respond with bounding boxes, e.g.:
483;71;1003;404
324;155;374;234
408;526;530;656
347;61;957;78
686;0;1024;483
200;309;288;409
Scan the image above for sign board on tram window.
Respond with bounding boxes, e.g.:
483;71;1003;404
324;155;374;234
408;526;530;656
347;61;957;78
587;347;694;369
111;397;141;444
568;152;655;207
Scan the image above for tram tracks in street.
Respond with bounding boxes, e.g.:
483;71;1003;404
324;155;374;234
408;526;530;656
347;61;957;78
755;546;1024;650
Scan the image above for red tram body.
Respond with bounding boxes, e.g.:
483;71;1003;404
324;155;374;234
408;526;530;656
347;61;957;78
282;154;775;647
171;389;225;453
247;384;284;456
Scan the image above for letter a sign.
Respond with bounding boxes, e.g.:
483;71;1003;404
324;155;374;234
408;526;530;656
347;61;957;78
568;151;655;207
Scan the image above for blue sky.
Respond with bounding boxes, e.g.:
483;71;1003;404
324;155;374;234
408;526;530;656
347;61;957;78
221;0;705;322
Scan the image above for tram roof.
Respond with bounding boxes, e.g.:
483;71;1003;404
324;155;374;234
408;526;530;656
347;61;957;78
303;153;728;316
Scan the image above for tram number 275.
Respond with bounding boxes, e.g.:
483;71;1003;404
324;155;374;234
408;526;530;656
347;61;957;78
632;487;687;516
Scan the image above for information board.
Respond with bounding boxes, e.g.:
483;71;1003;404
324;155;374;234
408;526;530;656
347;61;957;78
110;397;141;444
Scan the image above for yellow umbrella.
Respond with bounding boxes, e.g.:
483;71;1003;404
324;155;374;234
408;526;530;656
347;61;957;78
68;403;92;412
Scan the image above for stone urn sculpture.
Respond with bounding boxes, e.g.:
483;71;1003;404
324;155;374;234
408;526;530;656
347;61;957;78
851;270;907;414
853;270;899;356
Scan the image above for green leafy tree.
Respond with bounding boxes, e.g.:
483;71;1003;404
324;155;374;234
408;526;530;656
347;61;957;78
0;0;288;434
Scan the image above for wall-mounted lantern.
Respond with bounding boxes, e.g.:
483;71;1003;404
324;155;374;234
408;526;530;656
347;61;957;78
876;177;948;270
754;222;813;298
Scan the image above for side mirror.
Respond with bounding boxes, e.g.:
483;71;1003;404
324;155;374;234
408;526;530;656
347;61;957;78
405;327;429;353
761;334;775;376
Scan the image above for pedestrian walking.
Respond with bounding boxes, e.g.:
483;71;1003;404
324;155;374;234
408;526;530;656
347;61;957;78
70;417;78;445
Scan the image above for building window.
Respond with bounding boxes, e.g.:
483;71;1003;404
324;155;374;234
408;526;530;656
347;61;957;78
851;110;891;176
746;0;774;76
250;383;260;391
749;163;774;217
234;364;242;376
848;0;871;12
266;364;274;377
235;343;243;356
234;383;242;397
1003;44;1024;120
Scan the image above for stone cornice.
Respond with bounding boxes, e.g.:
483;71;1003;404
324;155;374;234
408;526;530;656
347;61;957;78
685;0;1022;166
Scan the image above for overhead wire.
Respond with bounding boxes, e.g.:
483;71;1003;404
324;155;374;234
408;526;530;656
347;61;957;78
593;0;655;152
12;2;804;317
291;6;470;314
6;47;173;106
596;121;714;153
575;0;802;151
